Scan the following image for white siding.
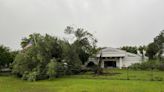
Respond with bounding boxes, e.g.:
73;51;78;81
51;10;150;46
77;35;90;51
122;54;142;67
85;47;147;69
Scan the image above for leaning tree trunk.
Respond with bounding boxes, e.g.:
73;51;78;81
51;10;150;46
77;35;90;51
96;52;103;75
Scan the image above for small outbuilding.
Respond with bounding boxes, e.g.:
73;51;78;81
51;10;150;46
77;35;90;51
85;47;147;69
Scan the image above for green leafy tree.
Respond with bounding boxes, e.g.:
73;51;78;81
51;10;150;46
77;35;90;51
153;30;164;59
20;33;40;48
64;26;97;64
146;42;159;60
0;45;13;71
60;40;81;74
13;26;98;81
12;53;30;77
21;37;31;48
138;46;146;55
138;45;147;60
146;30;164;60
64;44;82;74
121;46;138;54
12;33;63;80
46;58;57;79
154;30;164;49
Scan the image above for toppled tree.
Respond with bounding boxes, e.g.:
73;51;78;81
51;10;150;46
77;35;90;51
12;33;64;81
12;26;97;81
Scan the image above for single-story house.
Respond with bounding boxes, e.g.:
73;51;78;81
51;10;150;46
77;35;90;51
85;47;148;69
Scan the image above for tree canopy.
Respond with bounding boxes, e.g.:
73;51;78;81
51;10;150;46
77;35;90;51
121;46;138;54
0;45;15;70
146;30;164;60
146;42;159;60
12;33;66;80
12;27;97;81
64;26;97;64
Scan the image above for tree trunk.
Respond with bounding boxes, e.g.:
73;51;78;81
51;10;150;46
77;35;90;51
96;52;103;75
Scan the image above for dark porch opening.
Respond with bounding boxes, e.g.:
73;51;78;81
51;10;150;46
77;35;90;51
86;62;96;68
104;61;116;68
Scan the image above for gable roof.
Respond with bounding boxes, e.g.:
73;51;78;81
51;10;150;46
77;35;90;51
96;47;126;57
126;52;141;57
96;47;145;58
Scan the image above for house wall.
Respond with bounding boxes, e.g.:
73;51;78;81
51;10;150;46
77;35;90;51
116;60;120;68
122;55;142;67
85;53;144;69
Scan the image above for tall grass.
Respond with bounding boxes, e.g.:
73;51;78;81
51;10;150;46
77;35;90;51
0;76;164;92
68;69;164;81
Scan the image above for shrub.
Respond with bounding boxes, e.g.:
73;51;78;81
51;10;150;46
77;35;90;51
22;71;29;80
154;76;163;81
159;63;164;71
129;63;142;70
56;62;66;77
129;60;164;71
46;59;57;79
27;70;38;82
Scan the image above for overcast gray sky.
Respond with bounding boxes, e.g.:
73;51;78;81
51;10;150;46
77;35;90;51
0;0;164;50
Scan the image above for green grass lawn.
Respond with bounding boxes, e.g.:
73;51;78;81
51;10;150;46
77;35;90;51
69;69;164;81
0;69;164;92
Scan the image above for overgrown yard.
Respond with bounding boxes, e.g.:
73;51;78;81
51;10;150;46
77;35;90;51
0;69;164;92
69;69;164;81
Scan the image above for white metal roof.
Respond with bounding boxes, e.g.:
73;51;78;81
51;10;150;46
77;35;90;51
96;47;126;57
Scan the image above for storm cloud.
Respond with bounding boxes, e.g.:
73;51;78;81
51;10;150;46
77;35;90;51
0;0;164;50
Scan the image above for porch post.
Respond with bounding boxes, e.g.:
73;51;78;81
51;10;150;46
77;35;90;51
119;57;122;69
101;60;104;68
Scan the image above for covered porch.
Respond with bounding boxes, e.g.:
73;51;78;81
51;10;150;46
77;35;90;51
98;57;124;69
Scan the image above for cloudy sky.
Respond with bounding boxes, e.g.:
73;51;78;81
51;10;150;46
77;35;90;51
1;0;164;50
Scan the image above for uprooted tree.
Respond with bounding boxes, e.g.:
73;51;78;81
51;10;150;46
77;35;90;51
12;33;65;81
12;26;98;81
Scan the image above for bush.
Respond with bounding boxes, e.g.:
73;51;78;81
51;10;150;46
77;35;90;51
22;71;29;80
56;62;67;77
0;45;14;70
129;63;141;70
159;63;164;71
154;76;163;81
27;71;38;82
129;60;164;71
46;59;57;79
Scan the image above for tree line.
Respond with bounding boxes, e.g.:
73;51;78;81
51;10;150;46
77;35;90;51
121;30;164;71
120;30;164;60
